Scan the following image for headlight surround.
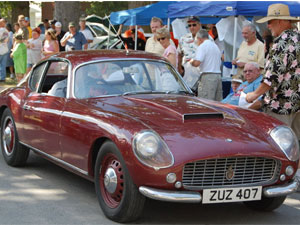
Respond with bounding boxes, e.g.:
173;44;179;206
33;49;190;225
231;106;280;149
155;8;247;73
132;130;174;170
270;126;300;161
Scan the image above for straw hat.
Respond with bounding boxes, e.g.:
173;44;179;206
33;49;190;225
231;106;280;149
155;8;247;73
256;3;300;23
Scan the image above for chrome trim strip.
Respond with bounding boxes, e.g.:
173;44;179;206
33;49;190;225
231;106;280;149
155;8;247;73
263;180;299;197
139;186;202;203
20;141;88;176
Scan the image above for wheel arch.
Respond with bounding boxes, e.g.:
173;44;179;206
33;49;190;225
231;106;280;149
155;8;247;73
89;136;112;178
0;105;8;122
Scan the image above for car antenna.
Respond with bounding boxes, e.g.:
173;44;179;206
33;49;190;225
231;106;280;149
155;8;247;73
105;14;129;55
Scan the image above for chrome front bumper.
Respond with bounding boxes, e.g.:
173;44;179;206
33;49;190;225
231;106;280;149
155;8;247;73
139;179;299;203
263;180;299;197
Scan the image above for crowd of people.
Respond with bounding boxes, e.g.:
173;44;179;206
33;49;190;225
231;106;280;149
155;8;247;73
0;15;94;82
0;3;298;142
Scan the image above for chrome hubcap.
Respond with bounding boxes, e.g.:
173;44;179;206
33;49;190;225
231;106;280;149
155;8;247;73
3;122;13;156
104;167;118;194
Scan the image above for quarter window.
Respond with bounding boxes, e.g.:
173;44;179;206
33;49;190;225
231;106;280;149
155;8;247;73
29;62;47;92
39;61;69;97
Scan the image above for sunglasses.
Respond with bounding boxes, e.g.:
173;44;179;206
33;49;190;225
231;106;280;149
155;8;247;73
157;37;166;41
188;24;197;27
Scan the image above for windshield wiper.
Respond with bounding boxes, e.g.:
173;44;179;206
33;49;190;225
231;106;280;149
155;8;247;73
165;90;195;96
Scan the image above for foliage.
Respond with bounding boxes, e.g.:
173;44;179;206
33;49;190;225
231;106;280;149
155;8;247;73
86;1;128;17
0;2;14;19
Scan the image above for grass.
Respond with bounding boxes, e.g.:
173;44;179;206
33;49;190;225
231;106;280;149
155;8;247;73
4;77;18;85
0;76;18;88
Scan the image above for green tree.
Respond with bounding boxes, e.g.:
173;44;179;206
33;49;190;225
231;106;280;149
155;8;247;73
0;2;13;19
85;1;128;18
0;1;29;24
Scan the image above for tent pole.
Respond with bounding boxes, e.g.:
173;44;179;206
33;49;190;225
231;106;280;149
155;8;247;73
167;18;170;30
135;25;138;50
107;23;111;49
231;16;238;76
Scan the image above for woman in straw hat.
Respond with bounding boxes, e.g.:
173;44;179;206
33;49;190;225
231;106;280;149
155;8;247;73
246;3;300;142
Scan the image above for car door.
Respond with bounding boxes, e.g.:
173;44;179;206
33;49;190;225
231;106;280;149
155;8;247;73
21;61;48;150
22;60;69;159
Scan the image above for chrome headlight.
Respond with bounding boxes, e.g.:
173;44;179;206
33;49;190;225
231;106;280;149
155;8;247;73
270;126;299;161
132;130;174;170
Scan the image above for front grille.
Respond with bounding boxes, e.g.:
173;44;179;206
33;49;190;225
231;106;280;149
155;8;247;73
182;157;281;189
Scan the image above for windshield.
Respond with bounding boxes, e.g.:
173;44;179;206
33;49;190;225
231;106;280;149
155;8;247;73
88;23;115;37
74;60;191;99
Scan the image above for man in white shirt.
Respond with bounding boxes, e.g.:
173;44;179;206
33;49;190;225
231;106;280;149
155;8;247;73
190;29;222;101
79;17;94;50
177;16;201;89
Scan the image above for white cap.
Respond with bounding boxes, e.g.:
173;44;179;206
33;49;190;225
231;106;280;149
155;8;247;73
232;78;243;84
55;21;62;27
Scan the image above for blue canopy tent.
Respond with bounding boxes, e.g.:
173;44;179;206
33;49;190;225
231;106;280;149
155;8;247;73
110;1;177;26
168;1;237;24
168;1;300;19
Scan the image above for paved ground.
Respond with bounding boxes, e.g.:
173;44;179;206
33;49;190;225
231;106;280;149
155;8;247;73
0;151;299;225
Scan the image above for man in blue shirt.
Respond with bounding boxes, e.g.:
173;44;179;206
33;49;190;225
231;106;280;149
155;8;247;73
222;62;262;108
61;22;87;51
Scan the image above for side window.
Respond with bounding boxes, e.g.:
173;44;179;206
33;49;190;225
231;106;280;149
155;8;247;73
90;24;107;36
29;62;47;92
39;61;69;97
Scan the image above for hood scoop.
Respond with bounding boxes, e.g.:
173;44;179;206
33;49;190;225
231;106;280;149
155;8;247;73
183;113;224;121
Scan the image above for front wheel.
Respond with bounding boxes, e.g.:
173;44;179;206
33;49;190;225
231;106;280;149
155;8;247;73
1;108;29;166
94;141;145;223
243;195;286;211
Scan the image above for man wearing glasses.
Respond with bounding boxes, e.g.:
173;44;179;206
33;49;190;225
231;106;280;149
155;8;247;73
222;62;262;108
177;16;201;90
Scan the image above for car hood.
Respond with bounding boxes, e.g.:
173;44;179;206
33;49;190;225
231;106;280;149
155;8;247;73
88;94;284;163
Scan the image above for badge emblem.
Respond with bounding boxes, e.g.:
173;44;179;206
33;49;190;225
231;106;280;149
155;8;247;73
226;165;235;181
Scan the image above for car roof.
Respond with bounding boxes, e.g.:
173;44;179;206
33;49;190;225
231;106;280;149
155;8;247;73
49;50;167;68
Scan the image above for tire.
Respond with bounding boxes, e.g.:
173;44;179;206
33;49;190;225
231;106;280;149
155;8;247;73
94;141;145;223
243;195;287;211
1;108;29;166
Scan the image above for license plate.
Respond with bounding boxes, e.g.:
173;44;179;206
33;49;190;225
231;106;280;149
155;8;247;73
202;186;262;204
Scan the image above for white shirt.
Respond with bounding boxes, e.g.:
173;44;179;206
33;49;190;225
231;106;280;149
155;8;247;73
0;27;9;55
80;28;94;49
195;39;221;73
27;38;42;65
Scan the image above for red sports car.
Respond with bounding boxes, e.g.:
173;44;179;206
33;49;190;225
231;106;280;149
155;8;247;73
0;50;299;222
